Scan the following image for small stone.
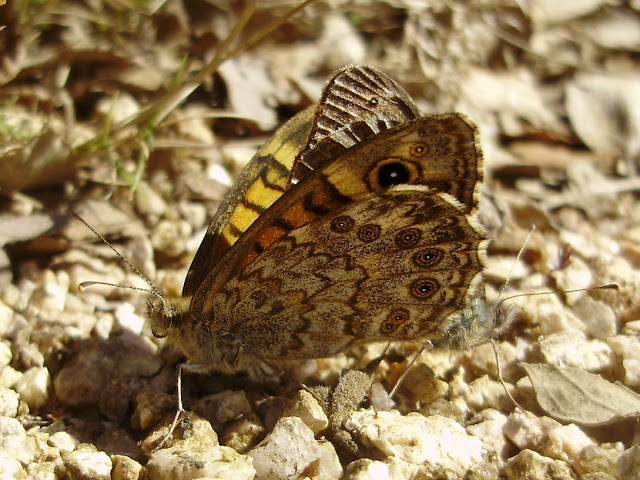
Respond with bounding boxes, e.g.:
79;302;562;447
26;461;58;480
608;335;640;387
53;349;113;408
134;181;167;217
195;390;252;432
221;412;266;454
0;300;13;338
343;457;420;480
464;341;519;379
178;200;207;232
13;366;50;409
395;362;448;405
62;444;112;480
0;453;24;478
150;219;191;258
283;389;329;435
467;409;509;464
95;427;144;462
543;424;593;461
132;392;177;432
0;416;35;465
141;412;218;454
146;445;255;480
31;269;69;313
455;374;515;412
503;409;562;451
0;340;12;367
534;330;612;371
110;454;144;480
572;296;617;340
92;313;114;340
575;444;623;476
0;365;22;389
48;431;78;454
249;416;342;480
305;440;343;480
623;320;640;336
345;411;482;478
0;388;19;417
420;397;469;423
521;296;586;337
114;303;145;335
503;449;574;480
617;445;640;480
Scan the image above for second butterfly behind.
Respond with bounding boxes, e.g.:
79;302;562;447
147;65;494;374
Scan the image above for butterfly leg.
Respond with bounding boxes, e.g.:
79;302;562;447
153;362;209;450
380;340;433;411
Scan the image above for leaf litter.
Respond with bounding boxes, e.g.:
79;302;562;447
1;1;640;478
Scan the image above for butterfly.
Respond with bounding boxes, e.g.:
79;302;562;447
147;65;492;374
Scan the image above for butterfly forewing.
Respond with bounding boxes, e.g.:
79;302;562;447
183;106;315;296
289;66;422;185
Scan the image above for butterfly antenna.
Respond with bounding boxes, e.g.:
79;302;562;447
494;225;537;310
71;211;166;306
499;283;619;304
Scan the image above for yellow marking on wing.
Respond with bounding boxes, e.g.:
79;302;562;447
325;169;368;197
246;177;285;209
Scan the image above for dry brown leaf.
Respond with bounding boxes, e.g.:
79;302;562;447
527;0;608;26
521;363;640;425
565;72;640;159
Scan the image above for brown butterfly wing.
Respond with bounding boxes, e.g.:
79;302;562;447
211;187;487;360
289;65;422;185
185;66;424;296
182;107;315;296
190;113;484;361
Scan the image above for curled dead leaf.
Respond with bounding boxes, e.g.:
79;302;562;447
520;363;640;426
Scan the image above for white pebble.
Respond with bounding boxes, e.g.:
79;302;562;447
48;431;78;454
13;366;50;409
0;388;19;417
249;416;342;479
0;340;11;367
344;411;482;477
283;390;329;435
147;445;255;480
62;445;112;480
0;416;35;465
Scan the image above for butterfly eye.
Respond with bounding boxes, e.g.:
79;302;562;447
381;309;410;334
410;142;429;157
411;278;438;299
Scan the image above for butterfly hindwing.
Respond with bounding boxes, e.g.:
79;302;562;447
211;187;486;359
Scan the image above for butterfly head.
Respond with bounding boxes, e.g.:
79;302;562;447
146;296;192;339
434;289;516;350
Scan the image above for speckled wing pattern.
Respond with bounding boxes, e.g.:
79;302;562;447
289;65;423;185
184;66;426;296
183;106;315;296
187;112;486;365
